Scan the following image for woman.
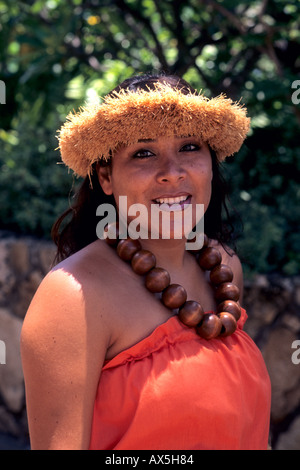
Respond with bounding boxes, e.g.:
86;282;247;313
21;73;271;450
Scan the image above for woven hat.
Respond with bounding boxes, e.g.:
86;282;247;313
57;82;250;177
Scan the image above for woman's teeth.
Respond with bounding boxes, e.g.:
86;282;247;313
154;195;189;205
153;195;191;212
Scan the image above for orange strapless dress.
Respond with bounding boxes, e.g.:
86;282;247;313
89;309;271;450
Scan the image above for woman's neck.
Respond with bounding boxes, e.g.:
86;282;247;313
138;238;190;271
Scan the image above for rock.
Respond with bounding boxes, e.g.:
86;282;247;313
9;241;29;275
281;313;300;333
276;415;300;450
243;296;278;339
0;241;15;303
262;327;300;423
0;406;20;436
13;271;43;319
38;243;56;274
253;274;270;288
295;286;300;306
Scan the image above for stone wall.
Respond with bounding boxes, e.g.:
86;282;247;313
0;231;299;450
243;275;300;450
0;232;56;449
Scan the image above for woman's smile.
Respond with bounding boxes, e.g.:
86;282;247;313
152;194;192;211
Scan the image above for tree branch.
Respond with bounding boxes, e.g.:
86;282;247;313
201;0;247;34
152;0;176;35
114;0;169;70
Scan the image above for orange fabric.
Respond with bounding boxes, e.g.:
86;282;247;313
89;309;271;450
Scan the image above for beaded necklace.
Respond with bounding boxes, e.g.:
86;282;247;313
104;225;241;340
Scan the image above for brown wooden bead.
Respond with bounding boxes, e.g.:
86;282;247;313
210;264;233;285
103;223;120;245
196;313;222;339
162;284;187;309
145;267;170;293
218;312;237;337
117;238;141;261
198;247;222;271
131;249;156;275
216;300;241;321
215;282;240;302
179;301;204;327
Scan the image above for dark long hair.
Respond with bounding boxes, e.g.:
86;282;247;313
52;73;238;264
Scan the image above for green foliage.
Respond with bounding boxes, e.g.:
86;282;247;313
0;0;299;275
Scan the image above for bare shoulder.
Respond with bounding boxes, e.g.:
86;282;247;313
22;241;113;351
208;238;244;302
21;239;118;373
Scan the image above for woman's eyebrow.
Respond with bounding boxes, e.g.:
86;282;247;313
137;138;156;143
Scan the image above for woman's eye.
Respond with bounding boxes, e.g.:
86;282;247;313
180;143;201;152
132;149;154;159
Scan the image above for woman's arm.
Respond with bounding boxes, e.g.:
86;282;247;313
21;268;110;450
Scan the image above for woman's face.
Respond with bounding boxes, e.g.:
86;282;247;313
98;135;213;240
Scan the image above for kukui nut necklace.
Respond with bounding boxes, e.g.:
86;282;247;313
104;224;241;340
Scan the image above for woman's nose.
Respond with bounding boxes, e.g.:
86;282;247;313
156;157;186;184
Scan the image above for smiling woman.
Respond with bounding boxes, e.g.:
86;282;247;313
20;73;271;450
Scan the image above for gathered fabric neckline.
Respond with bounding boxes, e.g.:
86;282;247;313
103;308;247;371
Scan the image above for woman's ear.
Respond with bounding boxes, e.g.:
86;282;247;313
96;164;113;195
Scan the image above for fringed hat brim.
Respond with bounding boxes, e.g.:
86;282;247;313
57;83;250;177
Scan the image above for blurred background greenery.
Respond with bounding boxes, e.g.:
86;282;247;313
0;0;299;277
